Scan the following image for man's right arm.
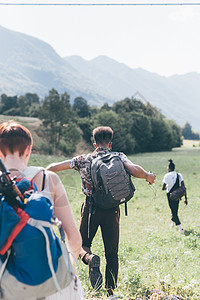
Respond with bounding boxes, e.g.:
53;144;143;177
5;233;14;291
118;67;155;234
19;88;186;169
46;160;71;173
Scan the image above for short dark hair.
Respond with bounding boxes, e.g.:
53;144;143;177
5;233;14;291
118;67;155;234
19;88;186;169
0;121;33;156
168;159;175;171
93;126;113;145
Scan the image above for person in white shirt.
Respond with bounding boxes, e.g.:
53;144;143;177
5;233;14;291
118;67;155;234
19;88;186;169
162;159;188;233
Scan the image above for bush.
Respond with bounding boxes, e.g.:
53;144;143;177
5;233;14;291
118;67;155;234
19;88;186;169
40;142;54;155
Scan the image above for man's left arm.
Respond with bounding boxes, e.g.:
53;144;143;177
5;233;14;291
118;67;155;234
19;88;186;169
162;183;166;190
181;179;188;205
124;159;156;184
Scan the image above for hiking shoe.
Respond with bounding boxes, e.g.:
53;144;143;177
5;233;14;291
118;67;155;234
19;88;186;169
88;254;103;290
107;288;123;299
179;228;184;234
170;221;175;228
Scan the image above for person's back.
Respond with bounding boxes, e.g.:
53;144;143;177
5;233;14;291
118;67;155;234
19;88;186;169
163;170;183;193
162;159;187;234
47;126;156;298
0;121;83;300
68;127;128;295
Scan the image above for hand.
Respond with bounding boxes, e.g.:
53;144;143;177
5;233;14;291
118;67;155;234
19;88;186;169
146;172;156;185
184;198;188;205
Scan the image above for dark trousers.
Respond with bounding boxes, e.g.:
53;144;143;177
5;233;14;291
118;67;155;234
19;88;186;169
167;193;181;225
79;197;120;290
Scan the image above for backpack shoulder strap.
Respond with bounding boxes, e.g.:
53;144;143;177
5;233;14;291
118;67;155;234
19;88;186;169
18;167;53;203
177;173;180;186
21;166;44;180
169;173;179;193
27;218;62;293
175;173;180;186
41;170;46;191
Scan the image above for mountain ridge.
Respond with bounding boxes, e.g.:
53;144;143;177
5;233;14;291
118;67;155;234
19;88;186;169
65;55;200;132
0;25;199;132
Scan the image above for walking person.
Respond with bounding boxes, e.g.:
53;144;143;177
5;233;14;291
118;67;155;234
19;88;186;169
0;121;84;300
162;159;188;233
47;126;156;298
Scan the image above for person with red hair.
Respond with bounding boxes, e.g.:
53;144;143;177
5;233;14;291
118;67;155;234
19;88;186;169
0;121;84;300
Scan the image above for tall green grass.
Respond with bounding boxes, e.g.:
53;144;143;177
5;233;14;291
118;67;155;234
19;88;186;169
29;146;200;299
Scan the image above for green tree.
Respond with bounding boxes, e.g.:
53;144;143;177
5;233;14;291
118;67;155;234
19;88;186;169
130;112;152;153
143;101;162;118
17;95;29;116
148;117;175;152
113;97;144;116
0;94;18;114
0;93;40;117
78;118;93;144
59;122;81;154
73;97;90;118
39;89;76;154
100;103;111;111
93;110;135;154
112;97;182;153
25;93;40;105
168;120;183;148
182;122;200;140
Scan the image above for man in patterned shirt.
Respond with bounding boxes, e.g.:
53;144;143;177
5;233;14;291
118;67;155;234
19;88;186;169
47;126;156;298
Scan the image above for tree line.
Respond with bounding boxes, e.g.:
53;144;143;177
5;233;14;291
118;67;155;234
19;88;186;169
182;122;200;140
0;89;197;155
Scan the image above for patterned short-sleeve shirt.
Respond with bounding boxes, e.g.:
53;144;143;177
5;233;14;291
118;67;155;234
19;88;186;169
69;147;128;196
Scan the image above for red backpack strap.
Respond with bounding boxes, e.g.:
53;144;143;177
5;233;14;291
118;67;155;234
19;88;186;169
0;207;30;255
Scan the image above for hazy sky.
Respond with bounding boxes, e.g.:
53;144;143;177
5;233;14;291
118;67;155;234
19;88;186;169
1;0;200;76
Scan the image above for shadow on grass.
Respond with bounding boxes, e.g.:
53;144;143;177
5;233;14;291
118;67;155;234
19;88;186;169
184;228;200;238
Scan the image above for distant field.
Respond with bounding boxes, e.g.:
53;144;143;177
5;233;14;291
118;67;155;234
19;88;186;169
183;139;200;148
29;145;200;300
0;115;40;124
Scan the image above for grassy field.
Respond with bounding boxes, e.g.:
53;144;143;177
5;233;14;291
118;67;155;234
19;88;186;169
28;143;200;300
1;116;200;299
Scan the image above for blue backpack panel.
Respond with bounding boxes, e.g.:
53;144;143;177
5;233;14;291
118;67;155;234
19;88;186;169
0;167;74;300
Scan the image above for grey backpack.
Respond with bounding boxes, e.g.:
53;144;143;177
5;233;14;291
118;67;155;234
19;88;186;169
91;153;135;211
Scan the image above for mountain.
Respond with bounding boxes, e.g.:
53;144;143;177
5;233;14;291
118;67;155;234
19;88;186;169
0;25;111;105
0;25;199;132
65;55;200;132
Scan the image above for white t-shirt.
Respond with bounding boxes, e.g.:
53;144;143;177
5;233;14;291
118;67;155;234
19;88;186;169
162;171;184;193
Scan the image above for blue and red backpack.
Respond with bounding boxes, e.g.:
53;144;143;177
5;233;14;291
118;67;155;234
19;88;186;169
0;166;74;300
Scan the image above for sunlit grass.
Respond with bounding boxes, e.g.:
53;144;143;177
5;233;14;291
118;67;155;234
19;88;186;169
29;145;200;299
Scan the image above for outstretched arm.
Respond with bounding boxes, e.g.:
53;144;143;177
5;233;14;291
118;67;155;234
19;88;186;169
124;159;156;184
46;160;71;173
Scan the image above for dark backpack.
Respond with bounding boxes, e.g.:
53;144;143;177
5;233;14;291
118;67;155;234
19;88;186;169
91;153;135;211
169;173;186;201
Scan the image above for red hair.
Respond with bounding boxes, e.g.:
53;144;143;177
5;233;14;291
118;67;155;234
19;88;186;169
0;121;33;156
